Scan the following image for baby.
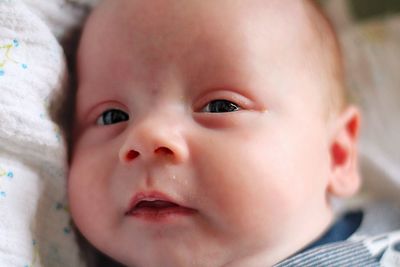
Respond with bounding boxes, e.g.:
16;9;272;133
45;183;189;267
68;0;363;266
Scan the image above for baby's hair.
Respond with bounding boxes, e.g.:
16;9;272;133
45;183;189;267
303;0;348;116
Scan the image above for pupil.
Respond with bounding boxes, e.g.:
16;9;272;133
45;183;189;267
210;100;238;113
104;110;128;124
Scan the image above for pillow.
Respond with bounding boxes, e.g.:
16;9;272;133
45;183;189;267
0;1;90;266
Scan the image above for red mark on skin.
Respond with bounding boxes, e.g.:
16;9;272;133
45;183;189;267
126;150;139;160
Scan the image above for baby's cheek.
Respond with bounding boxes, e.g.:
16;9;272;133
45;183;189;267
69;146;101;207
68;168;92;230
68;160;115;249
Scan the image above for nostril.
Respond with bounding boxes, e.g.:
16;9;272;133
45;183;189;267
154;147;173;155
126;150;140;161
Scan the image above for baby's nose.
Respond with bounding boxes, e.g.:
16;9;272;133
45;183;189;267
118;122;189;165
125;150;140;161
122;146;174;162
154;146;174;156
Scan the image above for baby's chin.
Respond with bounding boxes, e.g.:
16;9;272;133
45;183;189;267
113;247;229;267
108;239;288;267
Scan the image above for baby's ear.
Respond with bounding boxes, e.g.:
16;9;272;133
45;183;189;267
327;106;361;197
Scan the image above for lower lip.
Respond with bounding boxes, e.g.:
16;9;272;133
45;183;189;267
125;207;197;222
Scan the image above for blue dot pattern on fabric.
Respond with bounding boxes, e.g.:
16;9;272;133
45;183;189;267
0;168;14;198
0;39;27;76
55;202;63;210
63;227;71;234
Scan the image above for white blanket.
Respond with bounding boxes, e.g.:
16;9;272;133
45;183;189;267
0;0;93;266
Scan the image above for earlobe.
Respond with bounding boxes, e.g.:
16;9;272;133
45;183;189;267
327;106;361;197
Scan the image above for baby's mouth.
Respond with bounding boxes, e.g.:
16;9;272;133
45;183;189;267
129;200;180;212
125;193;197;219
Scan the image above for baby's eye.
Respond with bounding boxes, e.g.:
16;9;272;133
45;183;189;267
201;100;241;113
96;109;129;125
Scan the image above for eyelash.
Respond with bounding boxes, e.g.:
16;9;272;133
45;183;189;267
96;109;129;126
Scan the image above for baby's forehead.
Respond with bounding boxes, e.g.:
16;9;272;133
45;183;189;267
91;0;317;38
82;2;317;87
83;2;334;88
83;0;322;66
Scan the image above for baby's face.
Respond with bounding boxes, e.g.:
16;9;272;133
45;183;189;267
69;0;339;266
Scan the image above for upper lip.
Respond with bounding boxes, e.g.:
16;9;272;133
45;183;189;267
125;191;194;215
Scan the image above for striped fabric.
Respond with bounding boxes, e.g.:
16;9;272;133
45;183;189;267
276;240;379;267
276;230;400;267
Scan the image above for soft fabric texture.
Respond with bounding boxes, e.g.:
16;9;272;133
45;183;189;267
0;0;94;266
276;233;400;267
277;202;400;267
